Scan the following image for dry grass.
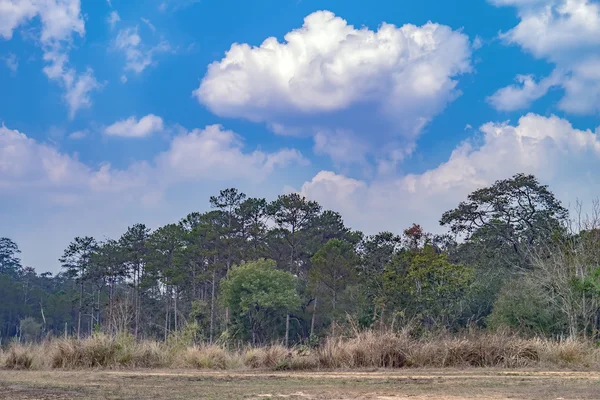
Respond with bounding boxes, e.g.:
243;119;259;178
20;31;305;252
3;369;600;399
2;344;38;370
178;345;241;369
2;331;599;371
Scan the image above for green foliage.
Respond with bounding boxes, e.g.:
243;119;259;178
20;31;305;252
440;173;567;270
383;245;474;328
573;267;600;297
407;249;474;316
309;239;359;329
220;259;300;343
0;237;21;276
488;279;564;335
19;317;42;343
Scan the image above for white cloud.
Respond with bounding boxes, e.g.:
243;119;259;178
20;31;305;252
115;26;170;75
0;0;85;42
63;68;102;119
69;129;88;139
3;52;18;72
0;0;100;117
0;124;108;192
140;17;156;32
1;122;304;194
158;0;200;12
105;114;164;138
300;113;600;234
313;130;369;165
490;0;600;114
155;125;308;181
195;10;472;164
107;11;120;30
487;71;564;111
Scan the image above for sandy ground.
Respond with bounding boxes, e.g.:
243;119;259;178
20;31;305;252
1;368;599;399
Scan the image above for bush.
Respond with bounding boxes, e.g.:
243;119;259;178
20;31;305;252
180;346;231;369
242;345;288;369
2;330;599;371
488;279;564;335
49;334;170;369
19;317;42;343
4;344;36;370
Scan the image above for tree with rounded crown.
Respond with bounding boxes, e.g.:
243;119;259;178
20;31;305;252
220;259;300;345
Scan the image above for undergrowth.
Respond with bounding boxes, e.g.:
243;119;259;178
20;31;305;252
2;330;599;371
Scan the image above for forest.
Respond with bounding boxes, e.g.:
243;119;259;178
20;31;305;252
2;172;600;346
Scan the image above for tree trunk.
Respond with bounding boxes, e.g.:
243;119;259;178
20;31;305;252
164;284;169;342
90;300;94;334
108;280;114;334
135;266;140;339
133;268;138;338
174;287;178;333
40;301;46;335
210;271;215;344
310;296;318;337
331;291;337;337
285;313;290;347
97;289;101;330
78;280;83;339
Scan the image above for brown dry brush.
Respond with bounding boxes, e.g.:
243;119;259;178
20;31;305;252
2;331;599;371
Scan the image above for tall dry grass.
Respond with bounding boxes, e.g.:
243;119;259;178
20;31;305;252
2;331;599;371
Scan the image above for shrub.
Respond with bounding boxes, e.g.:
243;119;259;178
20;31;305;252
3;330;599;371
242;345;289;369
180;346;230;369
488;279;564;335
4;345;35;370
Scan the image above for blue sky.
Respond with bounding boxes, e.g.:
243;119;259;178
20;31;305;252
2;0;600;273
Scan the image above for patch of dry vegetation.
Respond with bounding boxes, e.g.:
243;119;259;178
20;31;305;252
2;331;599;371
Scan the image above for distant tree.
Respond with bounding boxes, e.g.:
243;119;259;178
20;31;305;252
19;317;41;343
180;210;229;343
59;236;98;339
268;193;321;274
220;259;300;345
404;247;474;327
488;278;563;335
92;239;127;333
356;232;401;327
119;224;150;337
147;224;185;337
236;197;269;261
440;173;568;268
310;239;358;334
210;188;247;273
0;237;21;276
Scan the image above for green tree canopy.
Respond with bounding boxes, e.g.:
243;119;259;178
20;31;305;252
0;237;21;276
440;173;567;269
220;259;300;344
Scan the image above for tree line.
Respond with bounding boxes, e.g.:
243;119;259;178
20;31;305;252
3;173;600;345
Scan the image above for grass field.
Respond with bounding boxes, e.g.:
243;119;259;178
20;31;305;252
1;369;600;399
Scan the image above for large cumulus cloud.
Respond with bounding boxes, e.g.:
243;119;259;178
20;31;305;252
194;10;473;166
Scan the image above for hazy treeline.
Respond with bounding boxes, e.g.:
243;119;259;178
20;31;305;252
2;173;600;345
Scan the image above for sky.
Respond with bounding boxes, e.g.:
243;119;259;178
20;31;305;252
2;0;600;273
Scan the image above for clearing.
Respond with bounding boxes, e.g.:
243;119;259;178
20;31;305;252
0;369;599;399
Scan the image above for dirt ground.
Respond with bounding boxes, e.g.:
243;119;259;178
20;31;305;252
1;369;599;399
